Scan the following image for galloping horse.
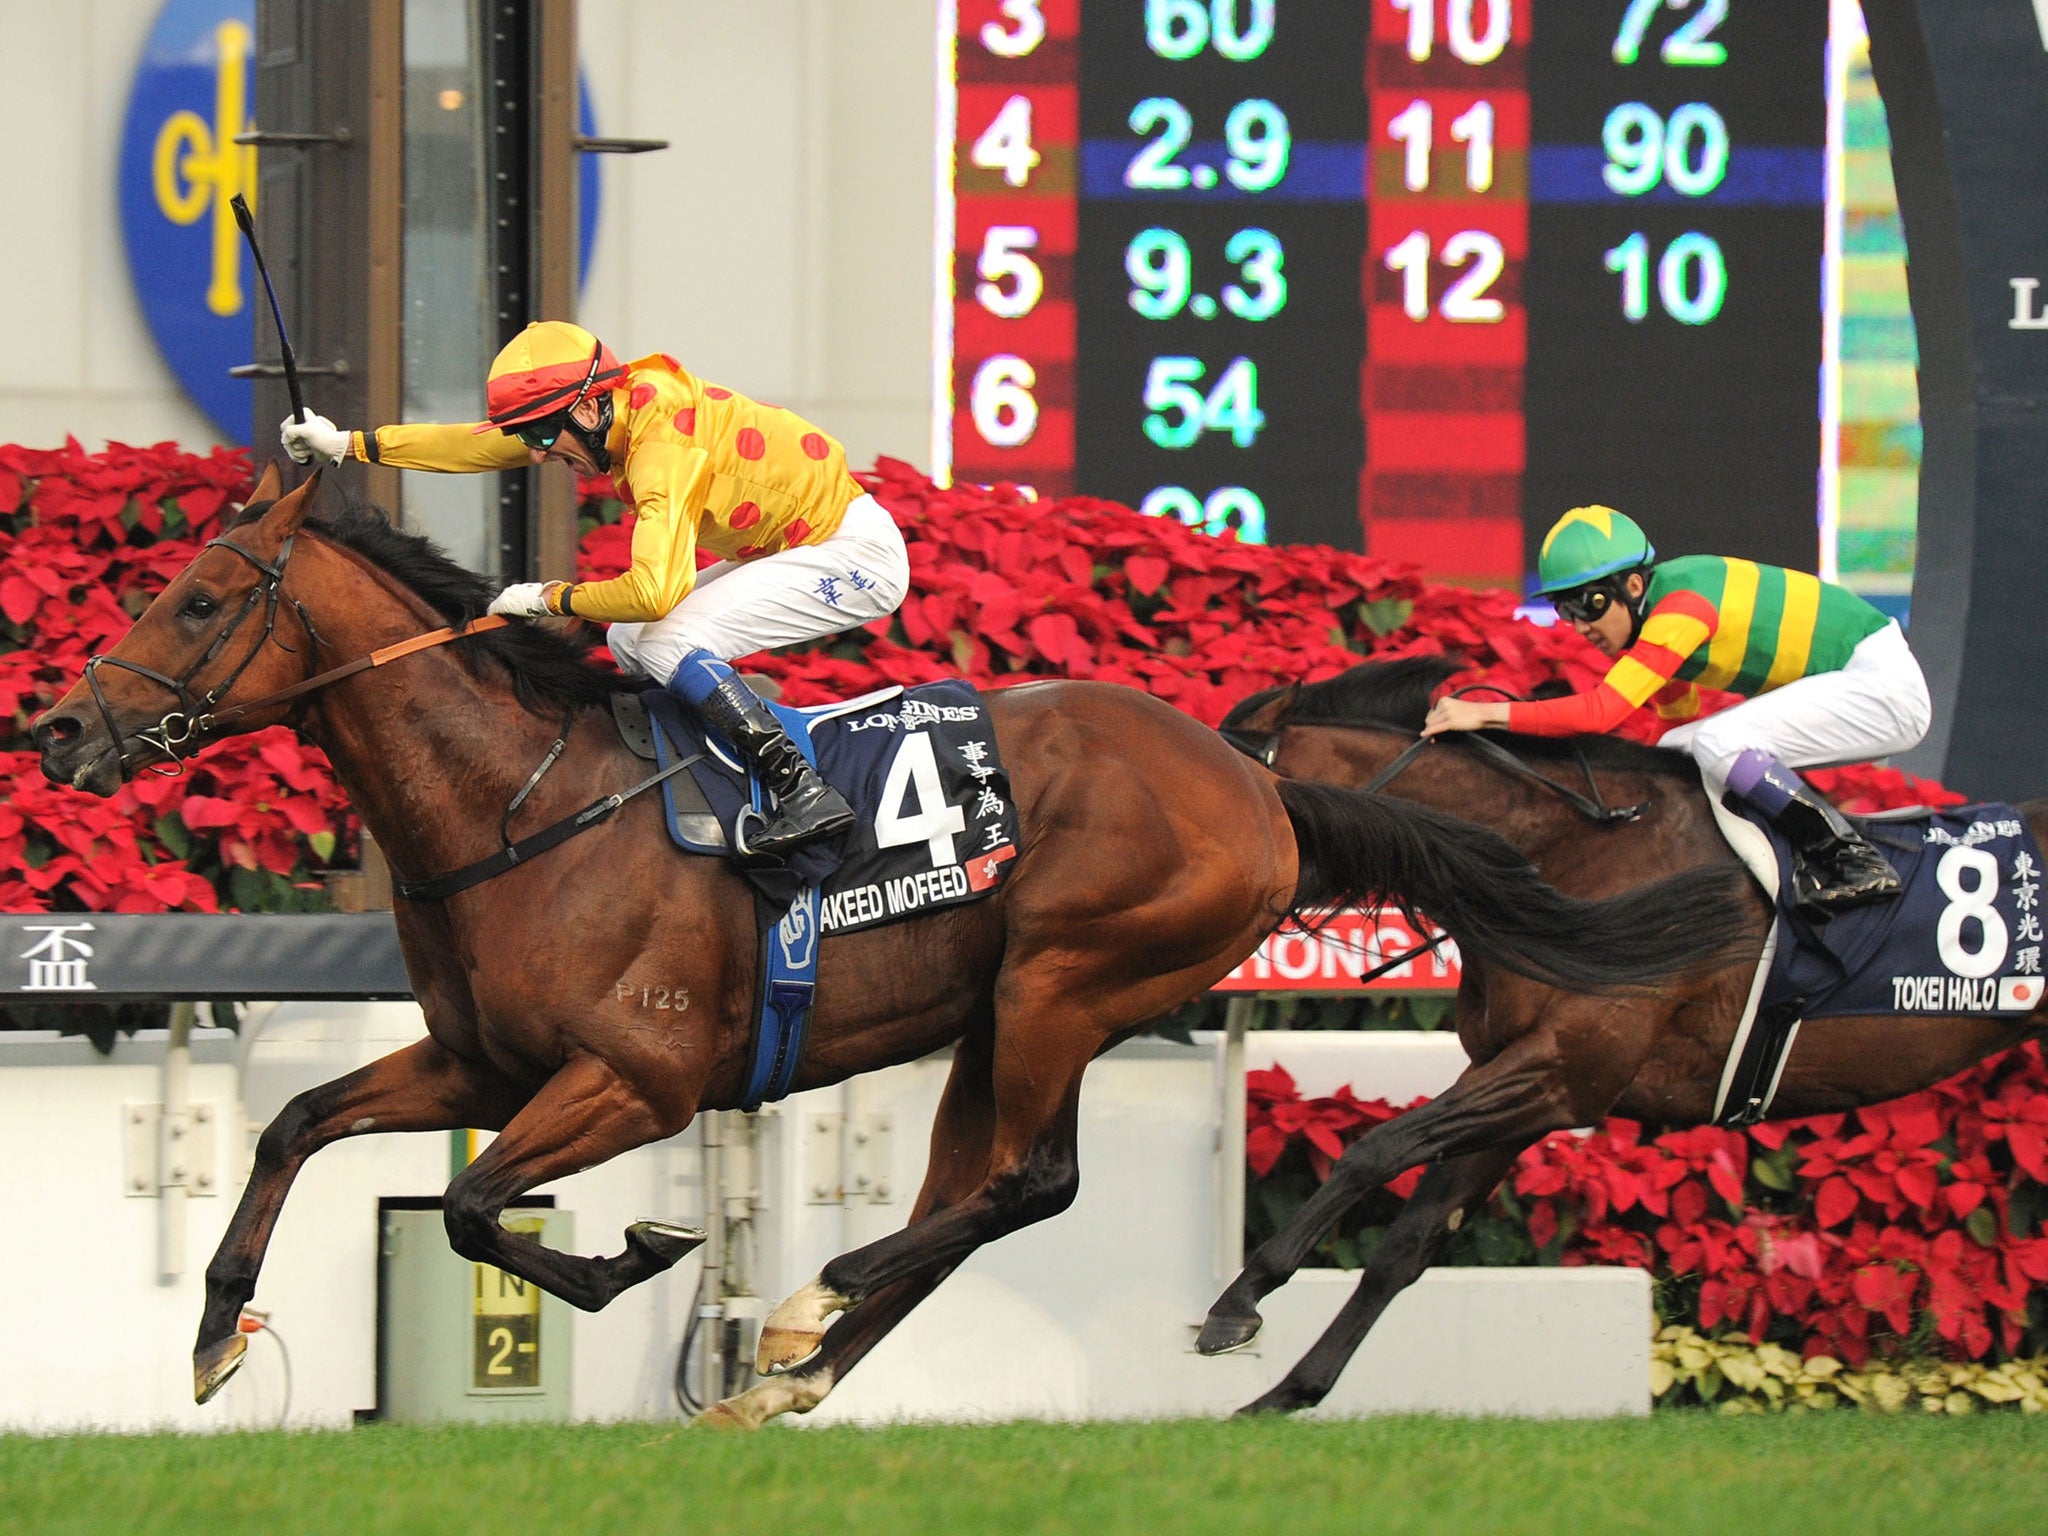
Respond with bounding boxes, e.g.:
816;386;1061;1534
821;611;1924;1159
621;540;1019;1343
33;472;1750;1427
1201;654;2048;1413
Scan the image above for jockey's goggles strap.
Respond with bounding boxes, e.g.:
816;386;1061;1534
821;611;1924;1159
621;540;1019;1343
198;614;514;732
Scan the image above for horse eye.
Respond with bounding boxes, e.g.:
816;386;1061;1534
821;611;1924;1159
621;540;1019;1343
183;595;218;621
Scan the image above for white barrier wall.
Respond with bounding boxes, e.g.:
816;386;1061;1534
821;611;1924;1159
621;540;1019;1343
0;1014;1645;1432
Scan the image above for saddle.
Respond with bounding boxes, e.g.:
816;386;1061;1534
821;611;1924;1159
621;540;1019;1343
1707;796;2046;1124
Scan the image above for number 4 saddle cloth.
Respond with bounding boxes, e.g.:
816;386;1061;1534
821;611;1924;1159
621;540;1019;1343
613;678;1021;932
1707;797;2046;1125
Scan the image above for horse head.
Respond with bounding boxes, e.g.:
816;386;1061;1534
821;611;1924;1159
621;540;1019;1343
32;462;325;796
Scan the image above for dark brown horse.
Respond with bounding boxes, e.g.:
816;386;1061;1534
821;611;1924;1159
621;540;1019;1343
1201;654;2048;1413
32;473;1749;1428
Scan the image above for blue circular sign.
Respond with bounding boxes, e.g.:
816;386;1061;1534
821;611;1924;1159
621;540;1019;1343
119;0;603;445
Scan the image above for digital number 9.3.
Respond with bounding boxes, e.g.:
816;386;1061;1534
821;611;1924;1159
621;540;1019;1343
1125;228;1286;321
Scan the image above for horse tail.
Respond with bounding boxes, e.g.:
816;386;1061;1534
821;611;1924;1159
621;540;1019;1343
1275;778;1751;991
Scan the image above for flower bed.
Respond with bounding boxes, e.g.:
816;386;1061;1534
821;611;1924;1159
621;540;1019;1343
1247;1044;2048;1375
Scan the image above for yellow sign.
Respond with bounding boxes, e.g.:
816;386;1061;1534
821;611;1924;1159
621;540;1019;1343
150;18;257;318
471;1216;544;1391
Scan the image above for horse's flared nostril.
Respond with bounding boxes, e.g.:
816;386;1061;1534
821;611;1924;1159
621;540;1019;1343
31;713;83;753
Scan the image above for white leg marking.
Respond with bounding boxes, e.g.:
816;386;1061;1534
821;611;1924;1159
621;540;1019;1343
697;1367;836;1430
756;1275;852;1374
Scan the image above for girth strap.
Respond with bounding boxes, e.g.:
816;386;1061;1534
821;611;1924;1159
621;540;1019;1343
394;752;701;903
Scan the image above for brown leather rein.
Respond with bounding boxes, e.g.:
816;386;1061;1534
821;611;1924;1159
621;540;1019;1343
79;526;513;779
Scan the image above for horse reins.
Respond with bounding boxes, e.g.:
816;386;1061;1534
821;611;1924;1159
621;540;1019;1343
1227;684;1647;826
82;534;699;903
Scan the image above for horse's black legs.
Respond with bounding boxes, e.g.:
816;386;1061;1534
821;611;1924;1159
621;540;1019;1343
195;1037;525;1402
1199;1032;1580;1356
1234;1143;1523;1416
439;1053;701;1312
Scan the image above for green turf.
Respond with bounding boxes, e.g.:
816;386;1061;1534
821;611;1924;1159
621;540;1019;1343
1;1414;2043;1536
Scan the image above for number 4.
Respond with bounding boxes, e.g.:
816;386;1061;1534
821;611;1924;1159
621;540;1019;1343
875;733;966;867
971;95;1041;189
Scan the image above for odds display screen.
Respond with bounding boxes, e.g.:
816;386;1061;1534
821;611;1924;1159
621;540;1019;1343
936;1;1831;586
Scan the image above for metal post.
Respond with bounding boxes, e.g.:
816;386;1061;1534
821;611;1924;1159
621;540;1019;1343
1216;995;1255;1281
158;1001;196;1282
694;1110;727;1411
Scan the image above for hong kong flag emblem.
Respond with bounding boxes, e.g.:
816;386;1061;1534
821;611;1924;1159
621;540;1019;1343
967;843;1016;891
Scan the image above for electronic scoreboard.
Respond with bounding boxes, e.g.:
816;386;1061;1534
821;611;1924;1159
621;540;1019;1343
937;0;1831;586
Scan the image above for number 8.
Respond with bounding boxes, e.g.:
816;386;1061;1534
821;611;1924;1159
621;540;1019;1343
1936;845;2009;980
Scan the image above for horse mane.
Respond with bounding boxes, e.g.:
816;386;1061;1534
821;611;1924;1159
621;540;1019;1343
1224;653;1697;781
231;492;635;716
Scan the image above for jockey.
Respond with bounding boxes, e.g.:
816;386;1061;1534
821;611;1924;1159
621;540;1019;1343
1422;506;1932;914
279;320;910;857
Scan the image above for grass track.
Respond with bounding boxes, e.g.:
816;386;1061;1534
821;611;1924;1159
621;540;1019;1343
2;1414;2044;1536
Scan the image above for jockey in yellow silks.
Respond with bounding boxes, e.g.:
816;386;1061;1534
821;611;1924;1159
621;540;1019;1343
280;320;909;856
1423;506;1932;915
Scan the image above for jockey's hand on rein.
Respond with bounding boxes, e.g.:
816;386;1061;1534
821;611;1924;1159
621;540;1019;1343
1422;697;1506;737
279;414;351;467
487;582;559;619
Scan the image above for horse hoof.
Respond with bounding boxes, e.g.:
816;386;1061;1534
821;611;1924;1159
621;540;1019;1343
1195;1309;1264;1356
194;1333;247;1405
692;1400;756;1432
626;1219;707;1268
754;1326;824;1377
1234;1383;1312;1418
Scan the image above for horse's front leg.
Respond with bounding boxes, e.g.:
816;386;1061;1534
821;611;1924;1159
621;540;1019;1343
438;1052;704;1311
1233;1143;1523;1416
196;1036;525;1402
1198;1025;1591;1358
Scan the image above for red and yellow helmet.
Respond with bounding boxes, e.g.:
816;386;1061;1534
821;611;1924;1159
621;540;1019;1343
474;320;625;434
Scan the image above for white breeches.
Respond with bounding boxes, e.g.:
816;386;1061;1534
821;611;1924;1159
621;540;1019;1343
605;494;910;682
1656;620;1932;791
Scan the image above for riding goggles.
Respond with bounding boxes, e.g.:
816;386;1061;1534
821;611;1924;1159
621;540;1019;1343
506;342;606;451
1552;582;1621;625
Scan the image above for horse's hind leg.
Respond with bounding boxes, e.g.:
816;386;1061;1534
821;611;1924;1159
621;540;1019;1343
195;1037;525;1403
1234;1143;1523;1416
699;1027;1000;1428
439;1053;704;1311
1200;1025;1598;1358
751;984;1099;1378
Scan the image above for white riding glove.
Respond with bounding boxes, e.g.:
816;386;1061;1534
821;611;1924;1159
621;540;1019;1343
488;582;555;619
280;413;351;467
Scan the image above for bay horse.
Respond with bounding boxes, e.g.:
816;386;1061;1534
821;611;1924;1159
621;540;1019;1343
1202;654;2048;1413
32;471;1750;1428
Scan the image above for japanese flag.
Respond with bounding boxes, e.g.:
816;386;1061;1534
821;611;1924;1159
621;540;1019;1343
1998;975;2045;1012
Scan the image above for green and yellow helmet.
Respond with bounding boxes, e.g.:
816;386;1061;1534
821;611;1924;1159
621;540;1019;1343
1534;506;1657;596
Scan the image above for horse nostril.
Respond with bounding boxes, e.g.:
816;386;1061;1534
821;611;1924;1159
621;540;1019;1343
33;714;82;750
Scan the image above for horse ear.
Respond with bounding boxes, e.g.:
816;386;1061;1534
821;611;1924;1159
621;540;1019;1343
247;460;284;506
261;466;323;538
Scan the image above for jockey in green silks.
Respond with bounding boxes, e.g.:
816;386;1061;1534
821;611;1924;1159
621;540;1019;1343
1424;506;1932;915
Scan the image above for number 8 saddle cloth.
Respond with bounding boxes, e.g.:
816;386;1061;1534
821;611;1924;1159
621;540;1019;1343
1709;796;2045;1125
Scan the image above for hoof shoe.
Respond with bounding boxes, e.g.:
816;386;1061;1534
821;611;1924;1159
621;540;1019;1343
1195;1310;1264;1356
194;1333;248;1405
627;1219;707;1267
754;1325;823;1377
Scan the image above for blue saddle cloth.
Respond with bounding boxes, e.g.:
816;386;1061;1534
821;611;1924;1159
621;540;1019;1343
644;678;1020;929
1755;802;2046;1020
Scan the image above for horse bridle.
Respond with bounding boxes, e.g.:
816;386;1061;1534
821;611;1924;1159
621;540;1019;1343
82;533;321;778
78;529;514;781
1222;683;1647;826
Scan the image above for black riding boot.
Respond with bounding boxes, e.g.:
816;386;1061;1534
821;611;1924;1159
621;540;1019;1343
693;675;855;857
1723;747;1900;916
1773;782;1902;917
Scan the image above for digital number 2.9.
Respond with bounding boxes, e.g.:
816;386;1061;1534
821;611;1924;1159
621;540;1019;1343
1126;98;1291;193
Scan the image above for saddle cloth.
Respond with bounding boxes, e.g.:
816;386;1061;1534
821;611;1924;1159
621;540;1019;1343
1707;796;2046;1123
613;678;1021;931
